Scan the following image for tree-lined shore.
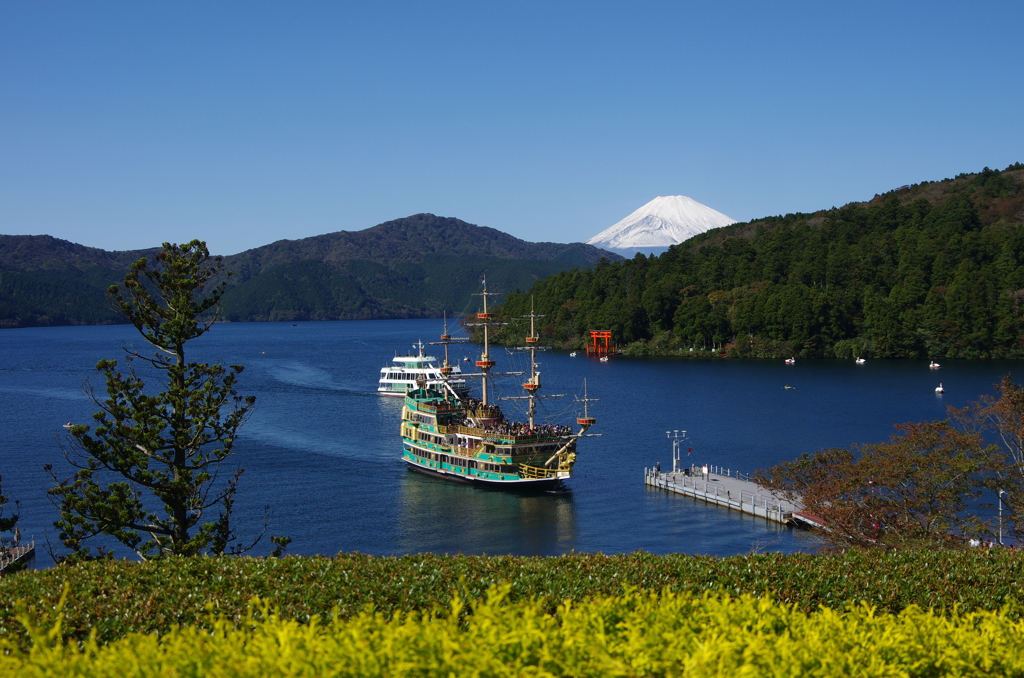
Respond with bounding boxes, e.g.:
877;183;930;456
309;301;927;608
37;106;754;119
498;164;1024;360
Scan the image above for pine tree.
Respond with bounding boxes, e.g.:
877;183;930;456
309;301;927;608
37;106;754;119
47;241;262;560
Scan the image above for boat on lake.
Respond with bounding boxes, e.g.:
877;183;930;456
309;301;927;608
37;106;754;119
378;339;468;398
399;282;598;491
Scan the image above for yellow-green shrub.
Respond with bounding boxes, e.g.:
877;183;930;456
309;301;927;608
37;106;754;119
3;586;1024;677
5;550;1024;649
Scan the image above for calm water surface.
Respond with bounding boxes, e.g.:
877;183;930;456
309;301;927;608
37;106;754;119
1;320;1018;565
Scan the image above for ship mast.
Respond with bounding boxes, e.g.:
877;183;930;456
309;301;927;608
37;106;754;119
437;313;455;382
430;312;467;401
522;297;543;427
576;378;597;432
473;277;499;406
541;377;600;469
503;296;568;428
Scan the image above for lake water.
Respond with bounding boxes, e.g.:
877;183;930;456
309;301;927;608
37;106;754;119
1;319;1018;566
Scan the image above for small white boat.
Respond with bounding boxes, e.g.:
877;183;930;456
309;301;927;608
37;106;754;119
935;383;945;394
599;356;609;362
569;351;577;357
63;422;72;429
929;361;941;369
785;357;795;364
855;357;866;364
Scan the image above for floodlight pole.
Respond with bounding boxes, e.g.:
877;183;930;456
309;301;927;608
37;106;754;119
665;430;687;473
999;489;1006;545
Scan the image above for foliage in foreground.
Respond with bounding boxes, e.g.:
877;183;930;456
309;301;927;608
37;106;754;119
5;586;1024;677
2;551;1024;648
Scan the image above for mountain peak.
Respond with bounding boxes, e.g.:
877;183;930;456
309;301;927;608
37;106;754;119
586;196;737;251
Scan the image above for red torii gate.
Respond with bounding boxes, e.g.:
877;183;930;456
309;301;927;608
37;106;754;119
585;330;616;357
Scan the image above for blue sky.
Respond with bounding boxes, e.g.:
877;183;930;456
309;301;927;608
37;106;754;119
2;1;1022;255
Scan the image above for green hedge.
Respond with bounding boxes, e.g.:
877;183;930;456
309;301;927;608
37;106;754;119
5;586;1024;676
2;550;1023;649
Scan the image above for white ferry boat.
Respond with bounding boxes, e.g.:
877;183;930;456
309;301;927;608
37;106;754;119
378;340;468;398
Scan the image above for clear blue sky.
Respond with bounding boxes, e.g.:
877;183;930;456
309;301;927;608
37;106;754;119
2;1;1022;255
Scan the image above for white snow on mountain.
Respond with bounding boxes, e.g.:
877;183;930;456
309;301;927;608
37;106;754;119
586;196;737;251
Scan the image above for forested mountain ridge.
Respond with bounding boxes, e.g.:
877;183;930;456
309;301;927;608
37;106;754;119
0;214;618;327
0;238;160;328
497;163;1024;359
222;214;607;279
216;214;617;321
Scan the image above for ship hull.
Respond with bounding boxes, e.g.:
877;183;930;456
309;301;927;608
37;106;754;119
402;457;566;492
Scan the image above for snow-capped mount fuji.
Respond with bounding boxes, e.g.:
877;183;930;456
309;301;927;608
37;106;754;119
587;196;737;256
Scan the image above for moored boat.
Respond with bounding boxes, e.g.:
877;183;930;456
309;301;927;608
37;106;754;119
399;282;598;490
378;337;468;398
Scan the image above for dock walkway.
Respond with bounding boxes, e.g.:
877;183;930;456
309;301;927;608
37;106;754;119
0;540;35;574
644;464;803;525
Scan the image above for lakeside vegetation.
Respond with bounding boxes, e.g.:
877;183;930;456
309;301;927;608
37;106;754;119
3;551;1024;675
2;550;1024;645
497;164;1024;359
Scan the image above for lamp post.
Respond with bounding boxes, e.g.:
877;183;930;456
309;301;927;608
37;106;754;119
666;430;687;473
999;489;1006;545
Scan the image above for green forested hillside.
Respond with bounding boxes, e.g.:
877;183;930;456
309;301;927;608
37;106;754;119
0;215;617;327
498;164;1024;359
0;267;124;328
0;239;158;327
220;254;593;321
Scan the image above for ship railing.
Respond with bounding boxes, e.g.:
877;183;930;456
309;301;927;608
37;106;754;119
413;401;461;414
450;425;562;444
518;464;555;479
484;432;563;444
467;406;502;419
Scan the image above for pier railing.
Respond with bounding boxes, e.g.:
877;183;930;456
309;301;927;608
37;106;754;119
0;539;35;574
675;463;755;482
643;467;796;524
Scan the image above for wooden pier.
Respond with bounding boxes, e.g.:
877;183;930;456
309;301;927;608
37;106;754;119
0;540;35;574
644;464;805;525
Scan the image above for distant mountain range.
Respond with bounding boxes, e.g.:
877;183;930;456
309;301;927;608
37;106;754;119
587;196;737;257
0;214;621;328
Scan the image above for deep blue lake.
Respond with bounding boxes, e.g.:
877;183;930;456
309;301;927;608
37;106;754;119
1;319;1018;566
